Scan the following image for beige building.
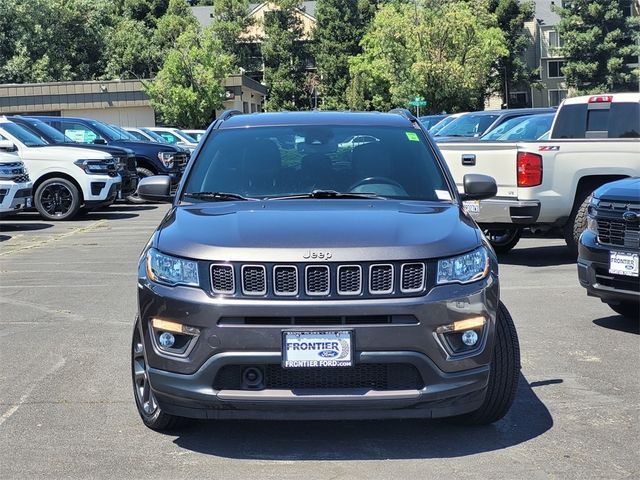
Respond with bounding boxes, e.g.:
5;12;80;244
0;75;266;126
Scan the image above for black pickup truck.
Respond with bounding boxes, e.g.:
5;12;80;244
33;116;189;201
578;177;640;319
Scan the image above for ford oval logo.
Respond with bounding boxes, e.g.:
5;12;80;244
318;350;339;358
622;211;640;223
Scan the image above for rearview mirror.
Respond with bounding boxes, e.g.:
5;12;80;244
461;174;497;201
0;140;17;152
137;175;172;203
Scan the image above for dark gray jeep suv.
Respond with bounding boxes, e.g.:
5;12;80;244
132;110;520;430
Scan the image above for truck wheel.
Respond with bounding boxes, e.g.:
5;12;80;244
126;167;155;204
608;302;639;320
34;178;81;221
484;228;522;254
564;194;591;257
448;302;521;425
131;318;185;431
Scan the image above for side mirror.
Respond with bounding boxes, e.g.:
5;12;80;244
461;174;497;201
0;140;17;152
137;175;172;203
93;138;107;145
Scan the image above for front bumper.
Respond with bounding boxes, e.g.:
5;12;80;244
577;230;640;304
137;270;499;419
468;197;540;227
118;170;138;198
84;180;121;208
0;181;33;214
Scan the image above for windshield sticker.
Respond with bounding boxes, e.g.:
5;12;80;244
435;190;452;200
405;131;419;142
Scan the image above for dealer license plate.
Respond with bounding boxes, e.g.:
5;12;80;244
282;330;353;368
609;251;639;277
463;200;480;215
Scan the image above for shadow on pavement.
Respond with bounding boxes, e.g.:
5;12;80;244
593;315;639;335
172;373;553;460
0;222;53;233
497;244;575;267
101;204;159;212
82;212;140;220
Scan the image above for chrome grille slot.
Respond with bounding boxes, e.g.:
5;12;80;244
369;264;393;294
401;263;425;293
241;265;267;295
305;265;330;296
337;265;362;295
595;201;640;249
211;264;235;294
273;266;298;296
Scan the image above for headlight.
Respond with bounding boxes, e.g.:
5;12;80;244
158;152;174;167
0;162;26;179
586;197;599;234
74;158;117;175
437;246;489;285
145;248;199;287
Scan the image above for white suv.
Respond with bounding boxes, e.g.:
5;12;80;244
0;118;121;221
0;147;33;216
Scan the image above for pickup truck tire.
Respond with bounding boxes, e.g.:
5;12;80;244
34;178;81;221
608;301;640;320
447;301;520;425
126;167;155;204
484;228;522;254
131;318;187;431
564;194;591;257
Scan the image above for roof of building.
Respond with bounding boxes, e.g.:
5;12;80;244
191;1;317;29
219;111;413;129
533;0;561;25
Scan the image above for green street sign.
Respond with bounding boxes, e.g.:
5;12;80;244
408;100;427;107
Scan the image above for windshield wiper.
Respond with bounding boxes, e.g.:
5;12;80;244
267;190;386;200
182;191;258;201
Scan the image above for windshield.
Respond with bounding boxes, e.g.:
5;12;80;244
88;121;120;141
497;114;555;141
22;120;73;143
141;128;168;143
183;125;451;202
429;115;457;134
178;130;198;143
436;113;499;137
109;125;138;141
0;122;48;147
480;115;532;141
418;115;447;130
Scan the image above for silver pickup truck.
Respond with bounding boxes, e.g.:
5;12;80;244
437;93;640;254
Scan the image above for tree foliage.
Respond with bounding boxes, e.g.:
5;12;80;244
348;0;507;113
261;0;309;110
209;0;257;72
556;0;640;93
145;25;234;127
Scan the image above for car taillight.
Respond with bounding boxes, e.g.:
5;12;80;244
517;152;542;187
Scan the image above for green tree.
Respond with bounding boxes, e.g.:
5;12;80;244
209;0;257;72
489;0;535;105
105;19;157;79
314;0;380;109
153;0;199;54
556;0;640;93
262;0;309;110
145;26;234;127
348;0;507;113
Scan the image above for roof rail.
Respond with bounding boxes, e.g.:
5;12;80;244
218;109;243;122
388;108;419;125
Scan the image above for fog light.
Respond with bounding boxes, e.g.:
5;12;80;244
461;330;478;346
159;332;175;348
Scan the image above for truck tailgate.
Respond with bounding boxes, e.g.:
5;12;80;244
437;142;518;198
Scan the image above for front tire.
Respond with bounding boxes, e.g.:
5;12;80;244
448;302;521;425
608;301;639;320
484;228;522;254
131;319;184;431
34;178;81;221
564;193;591;257
126;167;155;204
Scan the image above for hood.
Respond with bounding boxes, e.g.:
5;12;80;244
110;139;182;154
21;145;112;161
156;200;480;262
594;177;640;203
434;136;481;143
58;143;133;156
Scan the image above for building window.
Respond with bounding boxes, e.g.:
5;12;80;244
622;1;632;17
509;91;529;108
548;60;566;78
243;101;249;113
549;89;568;107
548;30;563;49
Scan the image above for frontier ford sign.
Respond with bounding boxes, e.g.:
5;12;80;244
282;331;352;368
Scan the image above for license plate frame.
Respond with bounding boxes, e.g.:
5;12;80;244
463;200;480;215
282;330;353;368
609;251;639;277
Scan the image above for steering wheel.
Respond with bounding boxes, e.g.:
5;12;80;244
349;176;405;193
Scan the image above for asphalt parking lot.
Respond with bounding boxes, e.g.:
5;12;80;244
1;205;638;480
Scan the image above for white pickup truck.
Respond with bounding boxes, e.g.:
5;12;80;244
0;149;32;217
0;118;121;221
437;93;640;254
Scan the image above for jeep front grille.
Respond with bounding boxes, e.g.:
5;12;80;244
209;261;429;299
